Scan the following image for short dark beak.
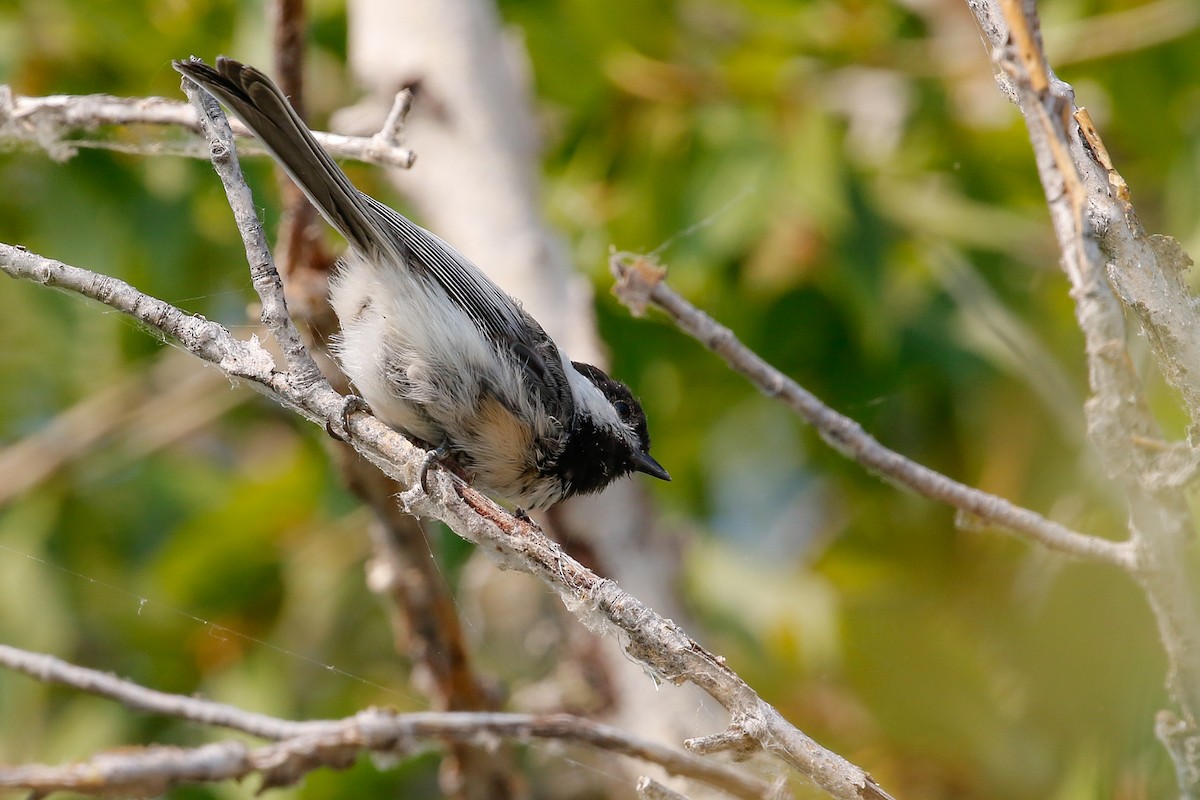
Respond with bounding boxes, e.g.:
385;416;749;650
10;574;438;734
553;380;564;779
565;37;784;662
633;451;671;482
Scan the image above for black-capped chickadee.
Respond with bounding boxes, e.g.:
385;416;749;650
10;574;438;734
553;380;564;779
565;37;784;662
174;57;669;509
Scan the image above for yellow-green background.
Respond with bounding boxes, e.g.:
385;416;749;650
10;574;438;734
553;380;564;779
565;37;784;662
2;0;1197;797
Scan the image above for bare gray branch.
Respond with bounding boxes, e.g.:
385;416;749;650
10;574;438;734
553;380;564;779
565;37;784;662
0;643;769;799
0;85;415;167
0;241;886;799
610;251;1133;569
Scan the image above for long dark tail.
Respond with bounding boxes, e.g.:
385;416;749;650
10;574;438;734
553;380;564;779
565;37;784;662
173;57;381;253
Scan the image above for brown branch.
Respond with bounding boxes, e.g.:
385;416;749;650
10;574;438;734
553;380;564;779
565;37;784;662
269;0;332;292
610;251;1133;569
272;0;308;115
357;471;516;800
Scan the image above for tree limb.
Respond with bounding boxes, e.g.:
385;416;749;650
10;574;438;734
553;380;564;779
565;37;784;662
0;643;770;799
610;251;1133;569
0;242;885;800
965;0;1200;793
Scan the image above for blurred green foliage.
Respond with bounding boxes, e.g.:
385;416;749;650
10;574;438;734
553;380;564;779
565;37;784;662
2;0;1199;797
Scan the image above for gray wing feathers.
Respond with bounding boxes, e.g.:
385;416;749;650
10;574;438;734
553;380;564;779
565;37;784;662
174;57;575;425
365;197;574;421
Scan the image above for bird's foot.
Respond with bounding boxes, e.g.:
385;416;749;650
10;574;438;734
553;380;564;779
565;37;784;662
326;394;372;442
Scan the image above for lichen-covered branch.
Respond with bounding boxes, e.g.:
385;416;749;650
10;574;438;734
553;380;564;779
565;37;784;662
0;240;887;799
969;0;1200;793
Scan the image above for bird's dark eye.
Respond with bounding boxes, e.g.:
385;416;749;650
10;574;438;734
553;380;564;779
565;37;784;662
613;400;632;420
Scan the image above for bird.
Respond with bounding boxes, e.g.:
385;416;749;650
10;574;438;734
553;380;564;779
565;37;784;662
174;57;669;509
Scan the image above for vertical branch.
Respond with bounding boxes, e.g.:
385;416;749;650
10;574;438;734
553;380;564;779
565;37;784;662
178;64;320;389
1;240;891;800
968;0;1200;792
272;0;308;108
270;0;336;309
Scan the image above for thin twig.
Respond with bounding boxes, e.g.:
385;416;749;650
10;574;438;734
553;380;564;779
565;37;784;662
0;87;416;167
610;251;1134;569
180;66;323;393
375;88;414;147
0;644;769;799
0;643;313;739
637;776;693;800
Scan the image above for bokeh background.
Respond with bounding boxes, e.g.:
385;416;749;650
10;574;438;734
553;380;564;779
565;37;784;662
2;0;1200;797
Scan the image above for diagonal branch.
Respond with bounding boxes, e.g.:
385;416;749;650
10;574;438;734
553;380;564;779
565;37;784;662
0;239;887;799
610;252;1133;569
180;68;321;388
